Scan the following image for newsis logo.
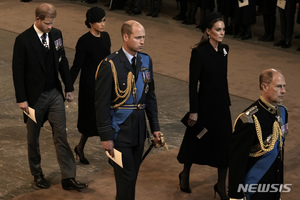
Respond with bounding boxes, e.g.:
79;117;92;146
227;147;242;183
237;184;292;193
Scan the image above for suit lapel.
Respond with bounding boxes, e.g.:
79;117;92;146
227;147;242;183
28;26;46;72
119;49;133;72
48;31;59;71
119;49;143;78
136;53;142;76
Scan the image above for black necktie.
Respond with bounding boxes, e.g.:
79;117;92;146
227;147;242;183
131;56;136;71
41;33;48;49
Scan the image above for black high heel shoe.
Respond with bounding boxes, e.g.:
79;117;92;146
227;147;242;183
74;146;89;165
179;172;191;193
214;184;229;200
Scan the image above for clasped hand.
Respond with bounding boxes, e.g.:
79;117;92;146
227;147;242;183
187;113;198;127
65;92;74;102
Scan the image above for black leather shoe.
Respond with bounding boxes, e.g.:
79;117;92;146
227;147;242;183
109;5;124;10
281;41;291;48
233;32;244;39
274;40;286;46
262;35;274;42
258;34;267;41
182;19;196;25
173;14;186;21
128;9;142;15
146;12;153;16
34;174;50;189
61;178;88;190
129;11;142;15
184;19;195;25
152;10;159;17
297;46;300;51
241;33;251;40
294;34;300;39
82;0;97;3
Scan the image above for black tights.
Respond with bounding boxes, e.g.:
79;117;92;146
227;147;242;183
181;163;228;198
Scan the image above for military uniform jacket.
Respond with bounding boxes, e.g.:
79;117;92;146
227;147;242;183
228;98;288;200
12;25;73;107
95;48;160;147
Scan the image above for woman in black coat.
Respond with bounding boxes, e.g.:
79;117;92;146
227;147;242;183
177;12;232;200
70;7;111;164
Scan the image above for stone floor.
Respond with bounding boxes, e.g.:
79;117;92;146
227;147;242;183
0;0;299;199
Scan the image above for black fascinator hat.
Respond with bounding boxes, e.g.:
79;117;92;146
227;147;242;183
200;12;223;33
85;7;106;28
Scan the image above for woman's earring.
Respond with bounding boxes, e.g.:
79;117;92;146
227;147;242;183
208;35;210;39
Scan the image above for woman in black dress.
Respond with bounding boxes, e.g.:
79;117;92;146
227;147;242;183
177;12;232;200
70;7;111;164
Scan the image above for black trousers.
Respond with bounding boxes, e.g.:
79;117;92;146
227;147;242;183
112;144;145;200
278;0;296;42
27;88;76;179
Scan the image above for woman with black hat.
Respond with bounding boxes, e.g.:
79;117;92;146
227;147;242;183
70;7;111;164
177;12;232;200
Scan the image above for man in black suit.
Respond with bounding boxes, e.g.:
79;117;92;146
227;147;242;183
274;0;297;48
95;20;161;200
12;3;87;191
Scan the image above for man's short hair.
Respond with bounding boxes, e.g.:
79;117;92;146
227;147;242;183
121;22;133;38
35;3;57;20
259;69;282;90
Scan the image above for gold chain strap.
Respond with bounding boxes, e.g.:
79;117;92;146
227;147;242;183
250;114;282;157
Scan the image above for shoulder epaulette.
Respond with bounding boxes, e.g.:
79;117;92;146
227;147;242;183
95;52;118;80
105;51;119;60
239;106;259;124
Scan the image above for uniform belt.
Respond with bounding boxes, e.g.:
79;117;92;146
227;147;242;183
117;104;146;110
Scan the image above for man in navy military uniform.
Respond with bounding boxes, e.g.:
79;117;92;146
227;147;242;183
228;69;288;200
95;20;161;200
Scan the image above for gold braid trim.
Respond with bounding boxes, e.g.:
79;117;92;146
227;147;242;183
95;58;137;109
233;113;244;132
108;60;136;109
250;114;282;157
95;59;104;80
